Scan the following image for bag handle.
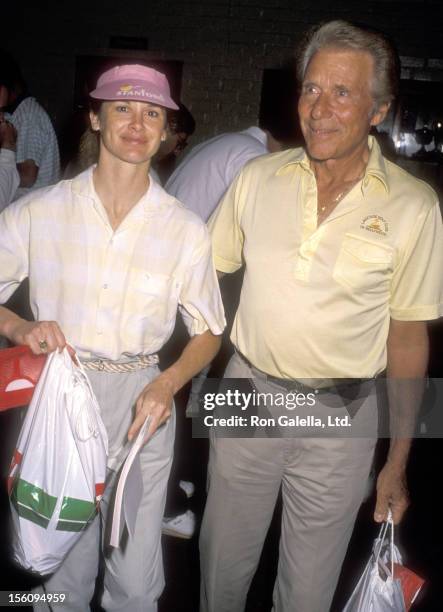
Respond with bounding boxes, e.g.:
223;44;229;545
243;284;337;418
374;509;395;577
59;347;102;442
19;350;59;458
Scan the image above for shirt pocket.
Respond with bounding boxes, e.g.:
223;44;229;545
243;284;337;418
125;270;183;344
332;235;394;293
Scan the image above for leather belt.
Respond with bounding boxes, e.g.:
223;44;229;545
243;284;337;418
237;351;382;396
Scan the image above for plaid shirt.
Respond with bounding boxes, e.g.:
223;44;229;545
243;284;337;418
0;149;19;211
0;168;225;359
6;97;60;200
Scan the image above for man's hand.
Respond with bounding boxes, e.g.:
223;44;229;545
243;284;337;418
4;317;66;354
374;463;409;525
17;159;38;188
128;375;175;441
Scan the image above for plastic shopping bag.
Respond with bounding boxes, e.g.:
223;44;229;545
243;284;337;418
8;348;108;575
343;512;412;611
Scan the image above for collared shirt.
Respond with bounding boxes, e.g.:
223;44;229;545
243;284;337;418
165;127;268;221
209;136;443;379
0;168;225;360
5;97;60;200
0;148;19;211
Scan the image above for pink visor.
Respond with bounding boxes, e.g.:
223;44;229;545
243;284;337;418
89;64;179;110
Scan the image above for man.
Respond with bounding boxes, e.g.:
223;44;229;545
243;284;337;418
0;114;18;210
200;21;442;612
153;102;196;184
0;51;60;199
166;125;281;221
0;64;225;611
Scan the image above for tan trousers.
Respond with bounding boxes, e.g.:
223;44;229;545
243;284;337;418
199;353;377;612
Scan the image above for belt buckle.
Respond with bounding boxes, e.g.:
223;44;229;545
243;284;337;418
98;359;105;372
291;380;306;394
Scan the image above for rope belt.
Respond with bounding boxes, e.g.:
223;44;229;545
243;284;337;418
81;354;159;373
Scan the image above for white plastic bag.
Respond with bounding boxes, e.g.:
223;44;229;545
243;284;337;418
8;348;108;575
343;512;406;611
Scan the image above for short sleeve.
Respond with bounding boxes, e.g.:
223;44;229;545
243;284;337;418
0;149;20;210
208;170;246;273
12;106;45;167
178;223;226;336
390;199;443;320
0;200;30;303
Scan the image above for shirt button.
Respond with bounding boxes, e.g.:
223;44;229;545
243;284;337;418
103;283;108;289
97;330;103;335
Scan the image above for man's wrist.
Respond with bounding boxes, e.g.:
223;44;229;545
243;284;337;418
385;440;411;472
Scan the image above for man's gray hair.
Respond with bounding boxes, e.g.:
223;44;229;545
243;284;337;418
296;20;399;109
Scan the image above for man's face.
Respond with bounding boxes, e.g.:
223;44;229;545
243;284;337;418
158;129;189;159
90;100;167;165
298;47;389;162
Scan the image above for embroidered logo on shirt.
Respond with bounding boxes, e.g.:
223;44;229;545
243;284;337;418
360;215;389;236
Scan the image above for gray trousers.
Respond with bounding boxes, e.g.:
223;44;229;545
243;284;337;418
199;353;377;612
34;365;175;612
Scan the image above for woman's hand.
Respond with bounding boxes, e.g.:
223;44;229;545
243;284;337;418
128;375;175;442
7;319;66;355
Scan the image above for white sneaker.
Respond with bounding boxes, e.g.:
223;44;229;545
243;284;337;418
162;510;196;539
179;480;195;499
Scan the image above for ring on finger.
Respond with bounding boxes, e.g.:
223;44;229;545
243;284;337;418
38;340;48;352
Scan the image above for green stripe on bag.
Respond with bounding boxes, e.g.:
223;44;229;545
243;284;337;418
56;519;89;532
11;497;50;528
59;496;96;522
11;478;57;527
56;495;97;532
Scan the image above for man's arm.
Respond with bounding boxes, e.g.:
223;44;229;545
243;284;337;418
128;330;221;440
17;159;38;188
0;119;19;208
374;318;428;524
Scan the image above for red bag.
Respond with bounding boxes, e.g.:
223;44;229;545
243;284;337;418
0;346;47;411
393;563;425;610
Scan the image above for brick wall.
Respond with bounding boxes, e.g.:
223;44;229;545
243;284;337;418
3;0;443;145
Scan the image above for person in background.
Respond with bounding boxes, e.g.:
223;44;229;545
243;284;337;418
0;50;60;199
152;102;195;184
0;63;225;611
200;20;443;612
165;124;281;222
0;114;19;210
161;124;283;539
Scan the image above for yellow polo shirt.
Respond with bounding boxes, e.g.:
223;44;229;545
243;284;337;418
209;137;443;379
